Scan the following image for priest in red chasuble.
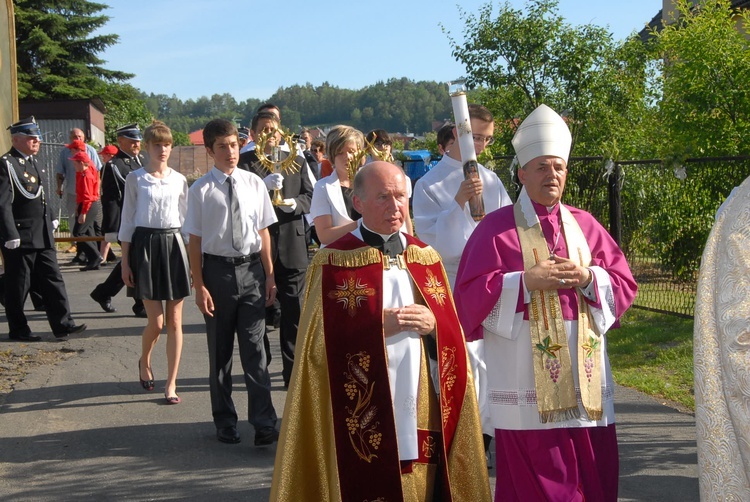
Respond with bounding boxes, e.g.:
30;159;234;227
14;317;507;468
455;105;638;501
271;162;490;502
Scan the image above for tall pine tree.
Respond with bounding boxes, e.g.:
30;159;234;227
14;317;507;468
14;0;132;99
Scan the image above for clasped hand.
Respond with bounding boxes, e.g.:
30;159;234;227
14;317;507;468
383;304;436;337
524;255;591;291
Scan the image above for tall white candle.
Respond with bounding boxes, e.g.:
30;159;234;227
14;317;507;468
449;81;485;221
449;83;477;164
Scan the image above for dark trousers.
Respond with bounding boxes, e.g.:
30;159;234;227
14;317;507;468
275;262;306;386
0;274;43;309
3;247;75;337
91;259;144;311
73;201;102;263
202;256;277;430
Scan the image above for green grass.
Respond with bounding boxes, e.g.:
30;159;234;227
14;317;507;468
608;308;695;411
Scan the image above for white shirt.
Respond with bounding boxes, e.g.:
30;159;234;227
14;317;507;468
310;172;358;249
412;154;511;287
118;167;188;242
310;172;355;224
183;167;277;257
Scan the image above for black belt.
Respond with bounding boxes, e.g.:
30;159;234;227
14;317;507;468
203;252;260;266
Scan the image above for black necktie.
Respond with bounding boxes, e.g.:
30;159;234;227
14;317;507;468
361;226;404;258
227;177;243;251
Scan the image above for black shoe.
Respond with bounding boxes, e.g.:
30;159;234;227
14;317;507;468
70;256;86;265
132;305;147;318
107;249;118;262
254;426;279;447
90;291;116;313
53;323;87;339
79;256;103;272
9;333;41;342
217;426;241;444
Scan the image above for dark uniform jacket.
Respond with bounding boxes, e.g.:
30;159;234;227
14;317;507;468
0;147;54;249
238;149;313;270
100;149;146;234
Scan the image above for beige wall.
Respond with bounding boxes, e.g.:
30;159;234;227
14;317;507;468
0;0;18;153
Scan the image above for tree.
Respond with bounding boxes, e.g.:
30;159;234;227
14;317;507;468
444;0;650;160
14;0;132;99
634;0;750;281
649;0;750;159
171;130;191;146
99;82;152;144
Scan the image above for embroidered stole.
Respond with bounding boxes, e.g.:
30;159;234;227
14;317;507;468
514;189;603;423
316;234;467;501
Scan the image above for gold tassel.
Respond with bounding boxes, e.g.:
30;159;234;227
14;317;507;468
405;245;442;265
538;407;580;424
585;409;603;421
312;247;383;268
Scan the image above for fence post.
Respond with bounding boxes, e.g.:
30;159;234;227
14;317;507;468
608;162;622;245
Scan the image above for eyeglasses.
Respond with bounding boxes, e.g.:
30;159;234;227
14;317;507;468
472;134;495;146
374;141;392;148
311;148;322;153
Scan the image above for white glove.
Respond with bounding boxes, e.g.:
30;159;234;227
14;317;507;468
52;219;59;231
263;173;284;191
105;232;119;243
278;199;297;212
5;239;20;249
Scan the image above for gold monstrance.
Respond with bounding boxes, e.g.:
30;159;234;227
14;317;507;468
346;147;368;183
255;128;300;206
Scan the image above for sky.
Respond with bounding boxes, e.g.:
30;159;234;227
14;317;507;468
93;0;661;102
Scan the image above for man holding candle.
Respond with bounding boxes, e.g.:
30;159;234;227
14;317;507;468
412;103;511;289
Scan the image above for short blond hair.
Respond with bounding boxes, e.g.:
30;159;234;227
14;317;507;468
325;125;364;160
143;120;173;145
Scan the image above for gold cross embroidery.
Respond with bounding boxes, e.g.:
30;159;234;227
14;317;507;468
423;269;447;307
422;435;436;458
328;273;377;317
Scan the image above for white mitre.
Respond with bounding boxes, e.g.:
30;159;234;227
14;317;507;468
511;104;572;167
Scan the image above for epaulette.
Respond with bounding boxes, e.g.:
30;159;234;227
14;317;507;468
405;244;442;266
311;246;382;268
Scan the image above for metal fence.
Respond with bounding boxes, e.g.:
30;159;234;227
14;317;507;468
403;155;750;318
36;142;66;226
